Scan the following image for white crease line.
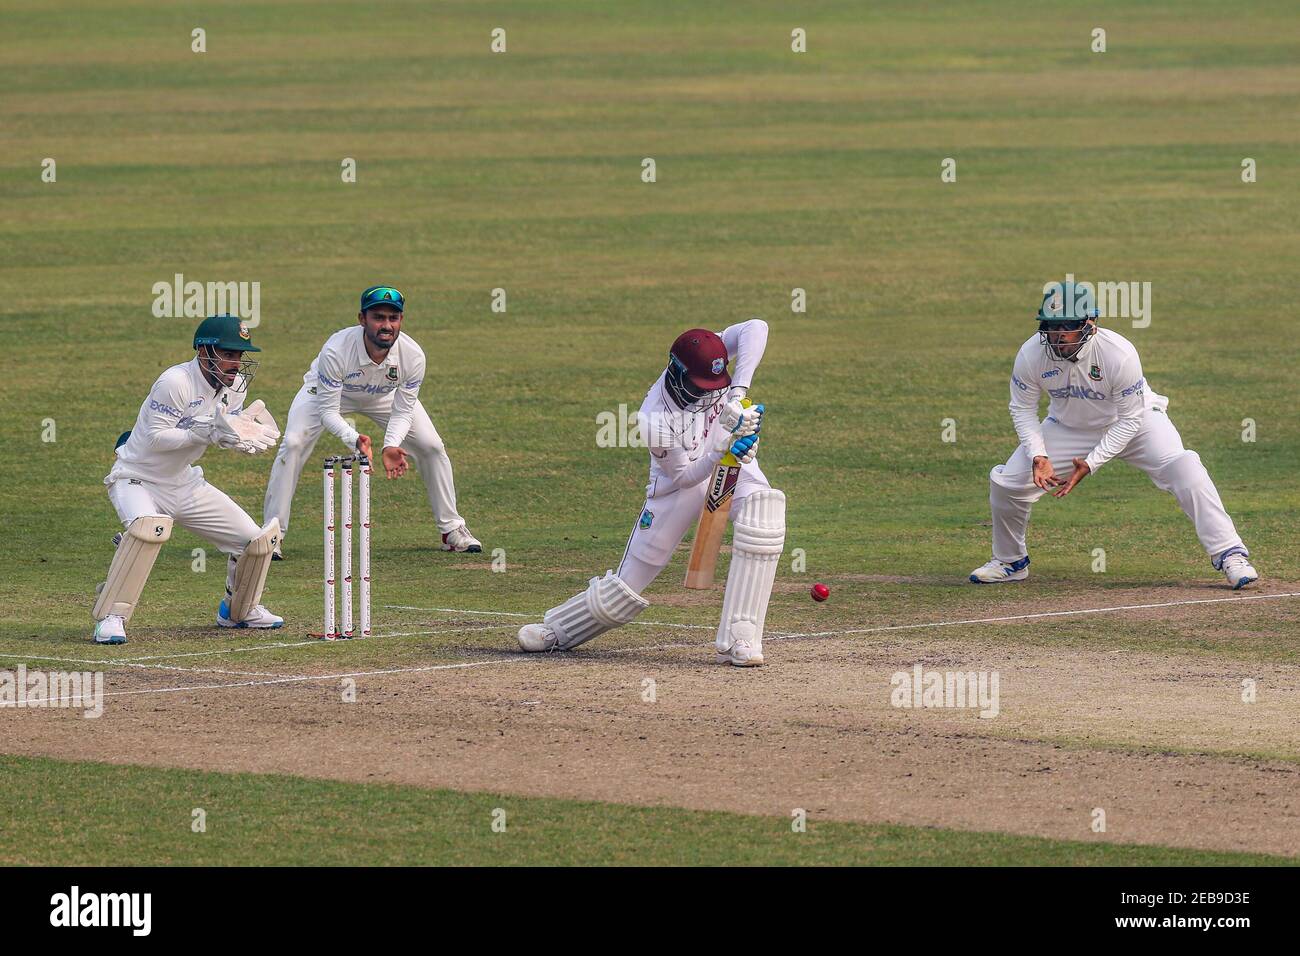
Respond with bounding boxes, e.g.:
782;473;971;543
769;590;1300;641
0;651;282;677
33;658;535;705
0;624;510;668
5;591;1296;690
384;605;534;618
384;604;712;631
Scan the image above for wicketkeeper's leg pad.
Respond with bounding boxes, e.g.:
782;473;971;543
544;570;650;650
93;515;173;622
227;519;280;624
717;489;786;654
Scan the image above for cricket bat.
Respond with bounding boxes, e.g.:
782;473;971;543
683;399;752;589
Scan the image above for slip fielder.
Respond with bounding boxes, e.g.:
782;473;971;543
93;314;284;645
517;319;784;666
970;281;1257;589
263;285;482;556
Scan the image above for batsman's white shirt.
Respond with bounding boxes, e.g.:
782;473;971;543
108;357;246;487
309;326;426;450
1009;328;1167;473
624;319;771;568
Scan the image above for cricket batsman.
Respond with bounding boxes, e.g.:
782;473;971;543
263;286;482;556
93;314;284;645
970;280;1258;589
517;319;783;666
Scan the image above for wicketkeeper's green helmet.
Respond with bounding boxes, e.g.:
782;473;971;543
193;314;260;392
193;313;260;352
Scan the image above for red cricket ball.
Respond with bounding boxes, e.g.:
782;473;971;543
811;583;830;602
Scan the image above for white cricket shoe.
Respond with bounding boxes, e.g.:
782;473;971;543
1221;552;1258;590
969;556;1030;584
93;614;127;646
517;623;560;653
441;525;483;553
715;640;764;667
217;600;285;629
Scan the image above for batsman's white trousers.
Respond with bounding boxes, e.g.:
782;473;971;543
107;471;262;593
263;384;466;537
616;460;770;593
988;409;1246;566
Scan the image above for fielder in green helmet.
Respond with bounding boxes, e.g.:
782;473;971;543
93;316;285;646
193;313;261;392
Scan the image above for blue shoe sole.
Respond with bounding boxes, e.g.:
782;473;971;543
1232;576;1257;590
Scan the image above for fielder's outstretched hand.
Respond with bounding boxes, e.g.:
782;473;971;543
1052;457;1090;498
356;434;374;461
381;445;409;479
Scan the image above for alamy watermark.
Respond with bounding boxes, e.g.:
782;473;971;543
50;886;150;936
152;273;261;327
1042;273;1152;328
890;664;999;718
1;666;104;718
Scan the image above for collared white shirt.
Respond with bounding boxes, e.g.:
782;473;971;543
109;358;245;486
640;319;768;497
1008;328;1168;472
307;326;427;450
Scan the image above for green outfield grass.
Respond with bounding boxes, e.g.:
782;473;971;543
1;0;1297;865
1;754;1289;866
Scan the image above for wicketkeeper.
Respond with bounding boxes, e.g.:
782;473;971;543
94;314;284;645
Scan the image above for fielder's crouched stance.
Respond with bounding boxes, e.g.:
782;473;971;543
971;283;1257;590
518;320;785;666
263;286;481;556
94;315;284;645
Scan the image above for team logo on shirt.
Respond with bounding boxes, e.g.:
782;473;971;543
1089;364;1103;381
386;367;399;382
711;358;725;374
639;509;654;530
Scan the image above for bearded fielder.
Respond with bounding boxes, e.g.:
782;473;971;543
263;286;481;556
94;315;284;645
970;282;1257;589
517;319;783;666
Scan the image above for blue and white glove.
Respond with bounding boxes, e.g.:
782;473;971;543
730;433;760;464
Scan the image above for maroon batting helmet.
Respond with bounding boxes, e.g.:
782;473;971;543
671;328;729;386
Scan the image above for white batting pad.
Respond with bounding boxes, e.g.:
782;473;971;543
228;519;280;623
93;515;173;622
544;570;650;650
717;489;786;653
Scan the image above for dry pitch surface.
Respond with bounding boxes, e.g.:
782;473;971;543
8;579;1298;859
